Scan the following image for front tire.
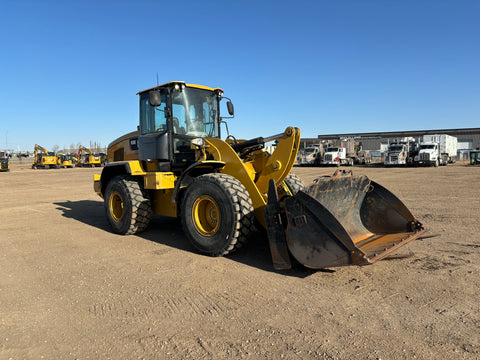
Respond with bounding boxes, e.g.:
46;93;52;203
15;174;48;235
284;173;306;195
181;173;254;256
104;175;151;235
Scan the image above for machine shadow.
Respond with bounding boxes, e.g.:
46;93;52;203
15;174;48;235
144;221;320;277
54;200;111;231
54;200;323;277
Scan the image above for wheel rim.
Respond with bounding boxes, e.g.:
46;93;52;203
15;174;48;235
109;191;124;223
192;195;221;236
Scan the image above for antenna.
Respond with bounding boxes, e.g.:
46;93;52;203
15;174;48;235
156;72;159;86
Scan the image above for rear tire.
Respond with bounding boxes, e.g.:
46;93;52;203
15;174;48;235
181;173;254;256
104;175;151;235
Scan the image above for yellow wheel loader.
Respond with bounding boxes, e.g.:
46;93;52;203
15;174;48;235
32;144;59;169
94;81;426;270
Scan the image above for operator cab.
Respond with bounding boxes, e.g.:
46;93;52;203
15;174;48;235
137;81;230;172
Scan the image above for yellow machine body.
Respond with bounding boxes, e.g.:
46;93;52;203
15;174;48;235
94;127;299;225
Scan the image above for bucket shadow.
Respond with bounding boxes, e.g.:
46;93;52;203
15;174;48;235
54;200;320;277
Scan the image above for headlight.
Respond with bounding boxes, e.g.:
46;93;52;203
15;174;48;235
191;138;204;147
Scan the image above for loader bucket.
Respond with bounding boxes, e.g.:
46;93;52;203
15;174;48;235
265;170;426;269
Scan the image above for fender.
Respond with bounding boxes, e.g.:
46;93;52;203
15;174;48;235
171;160;225;203
94;161;146;198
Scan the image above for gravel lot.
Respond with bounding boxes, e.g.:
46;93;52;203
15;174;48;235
1;160;479;359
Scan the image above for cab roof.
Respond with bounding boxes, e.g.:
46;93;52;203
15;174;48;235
137;81;223;95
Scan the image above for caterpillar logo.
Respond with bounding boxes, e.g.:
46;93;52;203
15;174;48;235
129;138;138;151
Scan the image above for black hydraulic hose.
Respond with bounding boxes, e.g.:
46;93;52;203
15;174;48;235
230;137;265;153
229;132;284;153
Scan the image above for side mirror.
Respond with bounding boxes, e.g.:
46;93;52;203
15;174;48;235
227;101;234;116
149;91;162;107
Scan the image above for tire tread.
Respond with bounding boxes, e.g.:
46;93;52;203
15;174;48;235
105;175;151;235
181;173;254;256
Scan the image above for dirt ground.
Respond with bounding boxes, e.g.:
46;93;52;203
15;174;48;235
1;160;479;359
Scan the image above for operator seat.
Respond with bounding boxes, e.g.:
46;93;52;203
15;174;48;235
172;117;185;135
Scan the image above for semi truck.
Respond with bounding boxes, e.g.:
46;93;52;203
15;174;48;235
296;144;321;166
355;149;372;165
415;134;457;167
320;146;353;166
341;138;371;165
384;138;418;166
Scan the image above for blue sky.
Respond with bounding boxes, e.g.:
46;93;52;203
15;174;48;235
0;0;479;152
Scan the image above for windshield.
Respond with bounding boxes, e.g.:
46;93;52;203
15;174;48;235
304;148;316;154
420;144;436;150
389;145;404;151
172;87;219;138
327;147;339;152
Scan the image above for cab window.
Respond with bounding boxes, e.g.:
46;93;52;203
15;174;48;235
139;92;167;134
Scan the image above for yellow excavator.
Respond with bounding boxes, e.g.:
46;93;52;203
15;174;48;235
58;153;78;168
32;144;59;169
77;146;102;167
94;81;427;270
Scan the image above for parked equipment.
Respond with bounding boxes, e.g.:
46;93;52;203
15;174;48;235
296;144;321;166
58;154;78;168
342;138;371;165
384;138;418;167
0;155;9;172
94;81;426;270
32;144;59;169
354;149;372;165
320;146;353;166
470;150;480;165
415;134;457;167
77;146;103;167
